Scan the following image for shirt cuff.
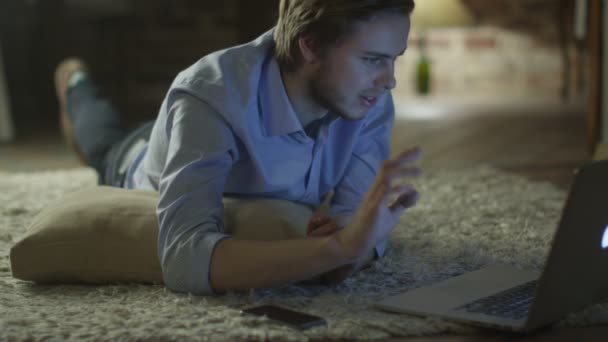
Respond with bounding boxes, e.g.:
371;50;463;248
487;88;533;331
160;230;230;296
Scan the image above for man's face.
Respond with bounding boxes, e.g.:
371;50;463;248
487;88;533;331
308;14;410;121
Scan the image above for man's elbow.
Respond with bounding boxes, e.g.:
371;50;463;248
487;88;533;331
160;254;218;296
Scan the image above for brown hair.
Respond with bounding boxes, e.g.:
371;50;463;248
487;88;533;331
274;0;415;72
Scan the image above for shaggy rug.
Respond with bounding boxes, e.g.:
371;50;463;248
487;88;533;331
2;166;607;341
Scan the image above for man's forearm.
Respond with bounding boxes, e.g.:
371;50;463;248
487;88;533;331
209;236;350;293
333;212;386;265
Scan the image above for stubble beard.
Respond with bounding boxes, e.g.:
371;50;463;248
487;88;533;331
308;65;365;122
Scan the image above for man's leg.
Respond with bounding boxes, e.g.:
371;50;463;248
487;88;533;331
54;58;131;185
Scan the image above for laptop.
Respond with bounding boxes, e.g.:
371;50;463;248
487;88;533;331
375;160;608;332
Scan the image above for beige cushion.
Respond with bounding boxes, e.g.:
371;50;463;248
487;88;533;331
10;186;314;284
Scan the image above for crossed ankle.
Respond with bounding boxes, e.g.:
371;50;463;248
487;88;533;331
68;71;88;89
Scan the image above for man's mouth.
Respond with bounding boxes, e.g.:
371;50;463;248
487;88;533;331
360;95;378;108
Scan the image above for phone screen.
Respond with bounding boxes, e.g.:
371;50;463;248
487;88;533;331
242;305;327;330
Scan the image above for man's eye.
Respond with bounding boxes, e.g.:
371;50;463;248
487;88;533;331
363;57;383;66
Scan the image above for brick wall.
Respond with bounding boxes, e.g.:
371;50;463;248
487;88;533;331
463;0;565;44
393;27;566;100
394;0;579;101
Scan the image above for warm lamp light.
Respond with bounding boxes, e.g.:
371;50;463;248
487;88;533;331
410;0;475;95
411;0;475;29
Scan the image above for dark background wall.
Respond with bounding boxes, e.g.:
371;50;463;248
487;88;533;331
0;0;278;139
0;0;581;140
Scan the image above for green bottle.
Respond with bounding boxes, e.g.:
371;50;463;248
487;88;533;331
417;35;431;95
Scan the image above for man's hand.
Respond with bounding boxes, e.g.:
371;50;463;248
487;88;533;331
306;212;358;285
306;212;339;237
333;147;422;265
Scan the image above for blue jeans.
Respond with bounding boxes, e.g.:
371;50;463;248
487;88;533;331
67;79;153;187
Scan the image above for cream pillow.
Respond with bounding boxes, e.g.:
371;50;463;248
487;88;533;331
10;186;314;284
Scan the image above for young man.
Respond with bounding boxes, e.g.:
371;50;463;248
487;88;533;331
54;0;420;295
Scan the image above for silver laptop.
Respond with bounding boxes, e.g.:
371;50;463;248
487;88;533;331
375;160;608;332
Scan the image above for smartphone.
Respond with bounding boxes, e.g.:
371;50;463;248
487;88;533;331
241;304;327;330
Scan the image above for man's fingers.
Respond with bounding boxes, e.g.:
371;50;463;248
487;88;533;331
377;150;422;181
388;146;423;167
389;184;415;196
308;221;340;237
389;189;420;212
364;146;423;212
307;213;332;235
387;167;422;182
307;212;339;237
311;212;331;224
369;166;421;201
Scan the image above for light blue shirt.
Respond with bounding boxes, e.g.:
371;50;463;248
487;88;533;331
125;30;394;295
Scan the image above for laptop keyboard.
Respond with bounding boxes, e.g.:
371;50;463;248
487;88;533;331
455;280;538;320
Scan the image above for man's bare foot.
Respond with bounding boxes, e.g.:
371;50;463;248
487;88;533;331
54;58;89;165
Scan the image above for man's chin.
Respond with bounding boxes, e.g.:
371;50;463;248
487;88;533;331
337;109;368;121
322;101;368;121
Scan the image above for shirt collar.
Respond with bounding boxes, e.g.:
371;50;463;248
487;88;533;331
258;55;305;136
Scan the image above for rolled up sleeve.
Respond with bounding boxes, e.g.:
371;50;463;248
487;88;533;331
330;96;394;258
156;92;237;295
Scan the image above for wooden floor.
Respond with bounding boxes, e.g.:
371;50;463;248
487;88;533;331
390;99;589;190
1;98;604;340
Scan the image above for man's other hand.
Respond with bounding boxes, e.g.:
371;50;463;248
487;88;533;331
334;146;422;264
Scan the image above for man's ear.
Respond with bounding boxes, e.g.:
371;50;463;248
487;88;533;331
298;34;319;65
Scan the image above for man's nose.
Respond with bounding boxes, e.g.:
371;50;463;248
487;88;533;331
375;67;397;90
